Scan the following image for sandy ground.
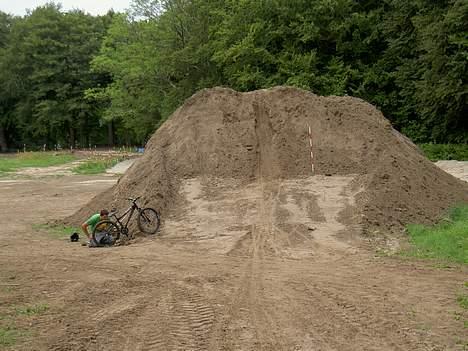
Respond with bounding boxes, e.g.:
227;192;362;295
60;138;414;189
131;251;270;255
436;161;468;182
0;167;467;350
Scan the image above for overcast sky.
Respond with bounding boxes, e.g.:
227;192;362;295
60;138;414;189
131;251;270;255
1;0;131;16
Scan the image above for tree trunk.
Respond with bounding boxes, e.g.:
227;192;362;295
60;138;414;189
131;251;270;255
107;121;114;147
69;127;76;149
0;126;7;152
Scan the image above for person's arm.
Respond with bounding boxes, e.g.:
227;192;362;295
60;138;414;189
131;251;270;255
81;222;90;239
82;213;99;240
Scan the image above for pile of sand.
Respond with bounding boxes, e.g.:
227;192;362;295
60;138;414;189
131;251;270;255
68;87;468;235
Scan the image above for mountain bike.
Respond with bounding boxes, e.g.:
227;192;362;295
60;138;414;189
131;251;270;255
92;197;160;245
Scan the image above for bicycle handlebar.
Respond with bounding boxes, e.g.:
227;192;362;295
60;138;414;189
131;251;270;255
126;196;141;203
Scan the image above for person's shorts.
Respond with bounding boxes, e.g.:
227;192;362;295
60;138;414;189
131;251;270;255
88;231;106;247
90;231;115;247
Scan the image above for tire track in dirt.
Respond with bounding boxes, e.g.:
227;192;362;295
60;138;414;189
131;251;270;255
306;283;411;350
247;183;285;349
47;281;144;351
122;294;171;351
226;175;358;261
280;267;448;351
87;294;142;324
209;100;289;349
173;292;215;350
247;99;287;347
208;97;370;348
122;286;215;351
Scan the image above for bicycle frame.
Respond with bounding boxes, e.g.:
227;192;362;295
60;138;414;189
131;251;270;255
96;197;160;242
111;202;140;231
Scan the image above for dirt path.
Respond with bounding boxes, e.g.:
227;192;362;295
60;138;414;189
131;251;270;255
0;172;467;350
13;159;88;177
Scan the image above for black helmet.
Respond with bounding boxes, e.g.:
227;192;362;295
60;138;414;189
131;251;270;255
70;232;80;242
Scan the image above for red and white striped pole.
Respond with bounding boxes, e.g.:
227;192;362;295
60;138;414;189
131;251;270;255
308;125;315;174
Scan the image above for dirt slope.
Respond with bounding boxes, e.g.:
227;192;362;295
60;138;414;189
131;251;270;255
68;86;468;236
1;175;467;351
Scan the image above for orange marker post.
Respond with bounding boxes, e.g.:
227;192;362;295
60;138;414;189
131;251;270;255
308;125;315;174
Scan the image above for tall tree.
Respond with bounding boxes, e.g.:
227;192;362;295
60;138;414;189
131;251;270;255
0;11;17;151
1;0;465;147
90;0;221;143
412;0;468;142
3;4;110;148
373;0;468;142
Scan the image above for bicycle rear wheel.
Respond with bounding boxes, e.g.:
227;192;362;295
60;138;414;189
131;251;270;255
137;208;160;234
92;220;120;246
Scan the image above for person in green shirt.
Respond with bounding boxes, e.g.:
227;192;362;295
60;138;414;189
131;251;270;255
81;209;109;246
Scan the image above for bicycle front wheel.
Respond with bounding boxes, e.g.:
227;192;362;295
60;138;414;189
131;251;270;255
92;220;120;246
137;208;160;234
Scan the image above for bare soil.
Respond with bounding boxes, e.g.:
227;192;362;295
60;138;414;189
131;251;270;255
68;87;468;236
2;87;468;350
0;171;467;350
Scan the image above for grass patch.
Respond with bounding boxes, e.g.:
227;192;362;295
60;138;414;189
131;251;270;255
0;302;49;347
0;326;20;347
0;152;76;174
402;205;468;264
458;295;468;310
456;285;468;330
418;143;468;161
33;223;80;240
15;304;49;316
72;157;122;174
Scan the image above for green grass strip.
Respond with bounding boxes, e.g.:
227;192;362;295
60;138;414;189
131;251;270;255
33;224;80;240
0;326;19;347
72;157;122;174
0;152;76;174
403;205;468;264
458;294;468;310
15;304;49;316
418;144;468;161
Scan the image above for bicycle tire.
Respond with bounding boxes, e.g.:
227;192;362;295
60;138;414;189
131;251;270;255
92;220;120;245
137;208;160;234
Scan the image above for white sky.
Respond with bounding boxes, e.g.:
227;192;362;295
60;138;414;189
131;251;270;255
0;0;131;16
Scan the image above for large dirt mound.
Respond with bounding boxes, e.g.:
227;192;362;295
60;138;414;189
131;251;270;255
68;86;468;235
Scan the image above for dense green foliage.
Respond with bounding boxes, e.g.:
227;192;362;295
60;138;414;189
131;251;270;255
0;0;467;150
419;144;468;161
404;205;468;264
0;4;113;150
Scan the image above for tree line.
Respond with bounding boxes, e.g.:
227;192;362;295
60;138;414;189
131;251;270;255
0;0;466;151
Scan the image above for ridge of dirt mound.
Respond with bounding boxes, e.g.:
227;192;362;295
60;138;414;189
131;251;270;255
67;86;468;236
